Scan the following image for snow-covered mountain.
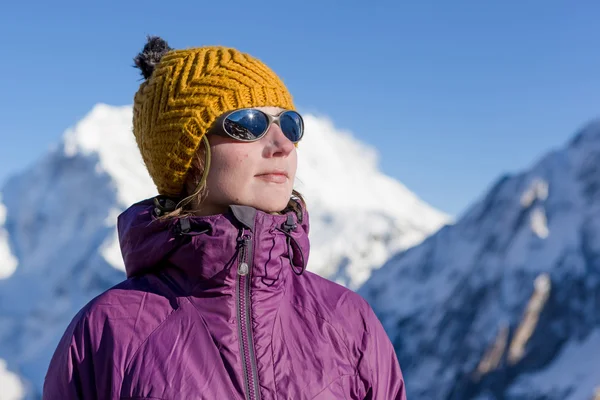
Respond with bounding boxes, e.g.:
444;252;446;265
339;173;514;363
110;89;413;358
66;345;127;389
0;103;448;399
360;120;600;399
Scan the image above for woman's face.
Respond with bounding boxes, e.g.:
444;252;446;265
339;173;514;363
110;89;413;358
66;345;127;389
198;106;298;215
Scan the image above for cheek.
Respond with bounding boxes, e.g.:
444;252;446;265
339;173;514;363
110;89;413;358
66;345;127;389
211;144;249;170
208;147;253;192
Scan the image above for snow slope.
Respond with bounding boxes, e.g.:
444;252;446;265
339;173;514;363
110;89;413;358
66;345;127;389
0;196;17;279
360;120;600;400
0;359;26;400
0;103;447;398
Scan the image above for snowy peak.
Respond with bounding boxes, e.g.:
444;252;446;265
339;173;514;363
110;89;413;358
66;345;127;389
62;103;157;208
361;119;600;400
297;114;450;287
62;104;131;157
298;114;448;231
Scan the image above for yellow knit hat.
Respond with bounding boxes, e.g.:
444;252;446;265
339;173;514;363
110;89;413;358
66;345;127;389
132;36;295;197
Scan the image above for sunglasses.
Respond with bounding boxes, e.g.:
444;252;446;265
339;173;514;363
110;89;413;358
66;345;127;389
209;108;304;144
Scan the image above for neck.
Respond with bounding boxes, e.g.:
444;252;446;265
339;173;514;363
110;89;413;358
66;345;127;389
184;196;229;216
192;204;229;217
192;200;284;217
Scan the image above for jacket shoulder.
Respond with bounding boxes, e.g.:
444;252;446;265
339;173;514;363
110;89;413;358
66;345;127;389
44;274;178;389
44;273;179;398
75;274;177;340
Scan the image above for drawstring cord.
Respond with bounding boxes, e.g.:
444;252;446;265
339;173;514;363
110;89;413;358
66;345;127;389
276;229;306;276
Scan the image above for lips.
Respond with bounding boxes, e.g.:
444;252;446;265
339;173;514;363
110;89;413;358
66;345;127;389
255;170;289;184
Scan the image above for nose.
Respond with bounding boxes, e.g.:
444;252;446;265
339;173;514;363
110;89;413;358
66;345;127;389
263;123;295;158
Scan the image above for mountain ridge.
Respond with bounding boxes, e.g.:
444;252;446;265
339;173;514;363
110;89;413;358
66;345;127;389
360;118;600;399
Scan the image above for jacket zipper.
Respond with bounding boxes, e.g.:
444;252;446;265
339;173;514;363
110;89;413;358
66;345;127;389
236;230;261;400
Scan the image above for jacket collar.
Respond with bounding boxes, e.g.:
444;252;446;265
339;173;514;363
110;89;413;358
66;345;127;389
117;198;310;290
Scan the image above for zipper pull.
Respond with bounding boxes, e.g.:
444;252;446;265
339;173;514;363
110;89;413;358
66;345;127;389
237;233;251;276
238;261;249;276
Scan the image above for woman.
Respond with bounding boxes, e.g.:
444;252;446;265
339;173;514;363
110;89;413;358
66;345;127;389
43;36;406;400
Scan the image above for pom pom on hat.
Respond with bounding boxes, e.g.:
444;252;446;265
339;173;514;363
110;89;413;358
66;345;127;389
133;35;172;80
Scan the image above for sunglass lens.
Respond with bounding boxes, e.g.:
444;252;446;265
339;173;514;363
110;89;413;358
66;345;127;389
223;109;269;140
280;111;304;143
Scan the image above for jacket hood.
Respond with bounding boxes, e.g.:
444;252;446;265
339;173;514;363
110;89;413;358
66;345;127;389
117;198;310;281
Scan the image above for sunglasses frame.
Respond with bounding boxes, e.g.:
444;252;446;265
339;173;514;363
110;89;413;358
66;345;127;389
207;108;304;143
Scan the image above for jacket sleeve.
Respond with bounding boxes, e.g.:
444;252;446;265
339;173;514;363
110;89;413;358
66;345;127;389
357;300;407;400
43;310;120;400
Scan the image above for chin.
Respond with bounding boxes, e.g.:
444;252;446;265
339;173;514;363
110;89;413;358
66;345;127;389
252;196;290;213
254;202;288;213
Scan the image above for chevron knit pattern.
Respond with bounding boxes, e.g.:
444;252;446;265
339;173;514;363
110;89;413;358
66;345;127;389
133;46;295;197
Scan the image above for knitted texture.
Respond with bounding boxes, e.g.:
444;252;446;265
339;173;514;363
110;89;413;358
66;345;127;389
133;46;295;197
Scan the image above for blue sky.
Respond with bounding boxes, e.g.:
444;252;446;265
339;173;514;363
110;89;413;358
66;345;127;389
1;0;599;216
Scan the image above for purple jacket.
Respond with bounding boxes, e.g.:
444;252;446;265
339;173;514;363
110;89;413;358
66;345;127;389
43;199;406;399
